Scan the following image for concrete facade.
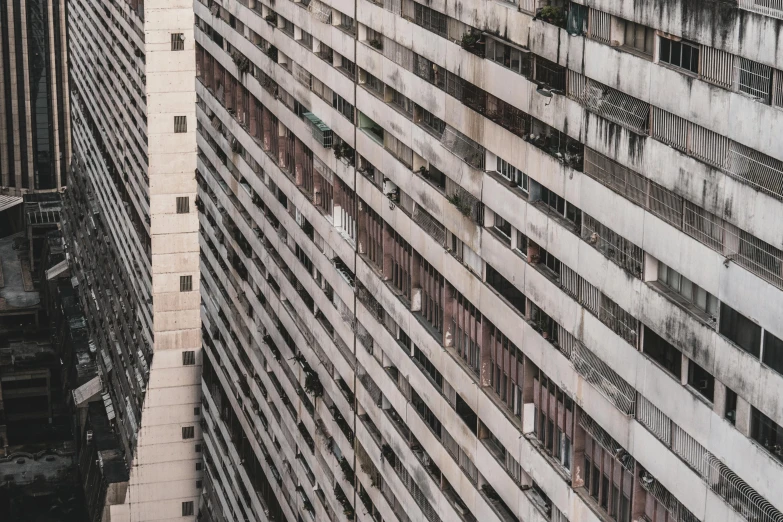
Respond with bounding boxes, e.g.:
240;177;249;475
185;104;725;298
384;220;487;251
195;0;783;522
64;0;201;519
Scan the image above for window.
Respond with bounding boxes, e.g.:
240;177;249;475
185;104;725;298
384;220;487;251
516;230;528;257
621;20;654;56
453;291;481;374
171;33;184;51
176;196;190;214
180;275;193;292
416;106;446;137
719;304;761;357
493;213;512;242
490;326;523;419
659;37;699;74
725;388;737;425
195;444;202;452
182;501;194;516
174;116;187;133
643;326;682;377
581;428;633;522
338;13;356;34
751;408;783;463
196;480;203;489
657;263;719;318
486;264;526;314
182;426;195;439
687;360;715;402
332;93;354;121
389;88;413;117
763;330;783;376
487;38;530;76
297;29;313;49
194;407;201;416
496;156;528;192
196;462;203;471
182;350;196;365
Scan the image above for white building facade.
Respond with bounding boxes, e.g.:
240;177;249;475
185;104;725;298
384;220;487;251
65;0;202;519
194;1;783;522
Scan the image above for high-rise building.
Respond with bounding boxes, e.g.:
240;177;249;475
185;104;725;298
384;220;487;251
63;0;202;519
194;1;783;522
0;0;70;194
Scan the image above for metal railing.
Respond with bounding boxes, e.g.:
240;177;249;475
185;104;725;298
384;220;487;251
738;0;783;19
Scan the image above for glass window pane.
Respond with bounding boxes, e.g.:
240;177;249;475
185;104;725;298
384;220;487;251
691;46;700;73
660;38;671;63
681;277;693;300
671;41;682;66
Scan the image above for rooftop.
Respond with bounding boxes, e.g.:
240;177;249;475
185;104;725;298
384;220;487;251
0;232;39;312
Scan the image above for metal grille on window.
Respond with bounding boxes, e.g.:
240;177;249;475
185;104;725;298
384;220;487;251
171;32;184;51
308;0;332;23
588;9;610;43
579;414;636;473
572;342;636;416
182;350;196;365
174;116;187;133
568;72;650;134
651;107;688;152
180;275;193;292
736;57;773;102
176;196;189;213
440;125;485;169
700;46;734;88
726;140;783;201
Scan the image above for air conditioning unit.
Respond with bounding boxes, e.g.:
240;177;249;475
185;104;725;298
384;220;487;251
86;430;94;444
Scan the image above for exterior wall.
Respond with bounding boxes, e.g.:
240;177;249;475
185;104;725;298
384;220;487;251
0;0;70;194
195;1;783;522
65;0;201;520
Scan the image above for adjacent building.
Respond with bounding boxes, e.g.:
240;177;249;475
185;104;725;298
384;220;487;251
63;0;202;518
0;0;70;194
194;1;783;522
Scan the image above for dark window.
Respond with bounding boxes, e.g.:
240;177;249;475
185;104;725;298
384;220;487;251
180;275;193;292
622;21;654;56
182;426;195;439
725;388;737;425
493;214;512;242
659;37;699;74
195;444;202;452
751;408;783;463
643;326;682;377
182;350;196;365
196;480;203;489
687;360;715;402
182;501;194;516
763;330;783;376
174;116;187;133
176;196;190;213
194;407;201;416
196;462;203;471
719;304;761;358
486;264;526;314
171;33;185;51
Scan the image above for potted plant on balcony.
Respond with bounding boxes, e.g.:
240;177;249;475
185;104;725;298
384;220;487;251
266;45;278;62
368;39;382;50
448;193;472;217
380;444;396;465
304;370;323;397
536;5;567;28
460;29;485;57
264;13;277;25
